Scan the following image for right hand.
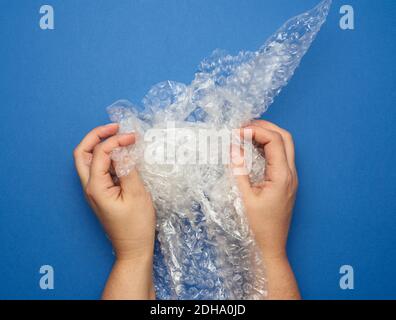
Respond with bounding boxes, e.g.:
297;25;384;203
234;120;298;259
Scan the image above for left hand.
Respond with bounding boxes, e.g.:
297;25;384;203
73;123;156;261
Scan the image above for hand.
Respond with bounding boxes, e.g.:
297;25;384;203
73;123;156;261
234;120;300;299
235;120;298;259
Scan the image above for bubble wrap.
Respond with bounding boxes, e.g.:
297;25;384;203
107;0;331;299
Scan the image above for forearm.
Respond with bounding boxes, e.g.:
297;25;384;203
102;255;155;300
262;252;300;300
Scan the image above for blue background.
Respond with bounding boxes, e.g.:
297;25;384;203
0;0;395;299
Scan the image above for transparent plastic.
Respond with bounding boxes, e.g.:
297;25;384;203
107;0;331;299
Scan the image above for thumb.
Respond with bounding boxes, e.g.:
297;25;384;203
119;167;147;196
234;172;252;201
230;143;252;198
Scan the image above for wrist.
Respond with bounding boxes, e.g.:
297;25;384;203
115;253;153;269
103;252;155;300
259;246;288;263
112;239;155;262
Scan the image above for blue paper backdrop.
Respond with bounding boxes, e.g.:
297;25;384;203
0;0;395;299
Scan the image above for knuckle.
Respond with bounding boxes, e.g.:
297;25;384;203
285;170;293;185
85;185;96;198
293;175;299;191
277;169;293;186
130;187;146;199
271;131;283;142
93;143;103;155
294;178;299;190
73;147;80;159
282;129;293;142
293;171;299;187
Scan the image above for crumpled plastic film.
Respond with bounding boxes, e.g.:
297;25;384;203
107;0;331;299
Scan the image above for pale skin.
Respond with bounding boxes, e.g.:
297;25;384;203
73;120;300;300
